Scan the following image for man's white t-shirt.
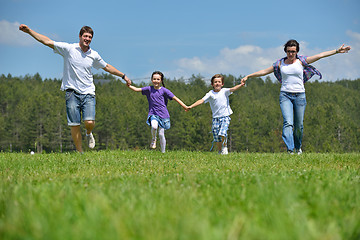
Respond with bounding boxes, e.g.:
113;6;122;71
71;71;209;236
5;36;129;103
202;88;233;118
54;42;107;95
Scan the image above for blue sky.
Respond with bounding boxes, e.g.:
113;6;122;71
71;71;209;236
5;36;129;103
1;0;359;84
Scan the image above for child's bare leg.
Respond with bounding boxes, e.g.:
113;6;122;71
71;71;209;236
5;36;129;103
216;142;222;152
221;136;226;147
219;136;228;154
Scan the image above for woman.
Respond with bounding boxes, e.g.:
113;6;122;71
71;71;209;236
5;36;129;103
241;40;351;154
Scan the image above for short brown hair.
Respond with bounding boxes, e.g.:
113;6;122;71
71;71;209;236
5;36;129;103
211;74;224;85
79;26;94;37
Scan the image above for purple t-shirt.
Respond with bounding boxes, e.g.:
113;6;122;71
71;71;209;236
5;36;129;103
141;86;175;119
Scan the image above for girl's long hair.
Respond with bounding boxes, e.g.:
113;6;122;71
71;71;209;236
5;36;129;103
151;71;165;87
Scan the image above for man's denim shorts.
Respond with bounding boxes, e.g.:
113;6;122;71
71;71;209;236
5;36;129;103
65;89;96;126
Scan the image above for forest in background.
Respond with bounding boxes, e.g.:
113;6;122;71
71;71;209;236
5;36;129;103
0;73;359;153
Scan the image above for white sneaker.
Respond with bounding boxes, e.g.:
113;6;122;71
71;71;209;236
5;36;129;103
150;139;156;149
87;132;95;149
221;146;228;155
297;149;303;155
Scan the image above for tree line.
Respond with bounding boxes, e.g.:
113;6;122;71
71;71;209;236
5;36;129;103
0;73;359;153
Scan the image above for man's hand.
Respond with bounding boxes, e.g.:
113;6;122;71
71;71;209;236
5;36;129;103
19;24;31;34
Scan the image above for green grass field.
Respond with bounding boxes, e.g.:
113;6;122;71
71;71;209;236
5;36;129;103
0;151;359;240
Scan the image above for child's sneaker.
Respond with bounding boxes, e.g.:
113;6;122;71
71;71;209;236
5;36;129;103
297;149;303;155
150;139;156;149
221;146;228;155
87;132;95;149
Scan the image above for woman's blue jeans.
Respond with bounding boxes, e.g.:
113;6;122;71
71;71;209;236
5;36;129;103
279;91;306;152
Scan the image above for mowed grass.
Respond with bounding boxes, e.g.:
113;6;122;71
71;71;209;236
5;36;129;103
0;151;359;240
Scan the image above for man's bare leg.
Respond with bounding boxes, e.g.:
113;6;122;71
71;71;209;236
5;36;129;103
71;125;83;152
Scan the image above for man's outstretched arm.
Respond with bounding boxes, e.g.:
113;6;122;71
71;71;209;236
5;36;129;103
19;24;54;49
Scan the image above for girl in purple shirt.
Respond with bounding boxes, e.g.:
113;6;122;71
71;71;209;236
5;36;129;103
128;71;188;153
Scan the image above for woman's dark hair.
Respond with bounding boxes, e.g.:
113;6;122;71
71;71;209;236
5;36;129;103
79;26;94;38
151;71;165;87
284;39;300;52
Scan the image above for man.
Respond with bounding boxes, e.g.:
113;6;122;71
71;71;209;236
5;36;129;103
19;24;131;153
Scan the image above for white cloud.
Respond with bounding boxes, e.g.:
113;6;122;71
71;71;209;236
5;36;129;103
175;45;279;79
178;56;207;72
170;32;360;81
173;44;283;80
312;31;360;81
0;20;35;46
346;30;360;41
